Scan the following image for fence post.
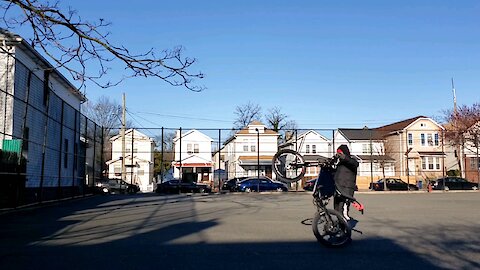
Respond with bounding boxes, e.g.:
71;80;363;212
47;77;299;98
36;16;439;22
39;70;51;203
57;101;64;199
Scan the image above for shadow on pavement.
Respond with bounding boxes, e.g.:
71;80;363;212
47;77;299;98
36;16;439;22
0;193;477;270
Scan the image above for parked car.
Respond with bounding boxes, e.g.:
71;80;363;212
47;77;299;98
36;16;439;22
369;178;418;191
236;177;288;192
221;177;247;191
304;178;358;192
430;177;479;191
95;179;140;194
156;179;212;194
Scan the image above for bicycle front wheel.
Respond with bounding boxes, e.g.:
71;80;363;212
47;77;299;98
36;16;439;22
272;149;306;183
312;209;351;247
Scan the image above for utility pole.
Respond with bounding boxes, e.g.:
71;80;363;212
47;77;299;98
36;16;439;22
121;93;126;182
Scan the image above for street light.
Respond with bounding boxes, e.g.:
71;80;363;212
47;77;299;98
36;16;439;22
255;128;260;192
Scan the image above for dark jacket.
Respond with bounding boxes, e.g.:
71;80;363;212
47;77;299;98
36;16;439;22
334;145;358;192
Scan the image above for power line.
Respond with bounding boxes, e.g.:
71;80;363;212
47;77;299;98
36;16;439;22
136;111;233;123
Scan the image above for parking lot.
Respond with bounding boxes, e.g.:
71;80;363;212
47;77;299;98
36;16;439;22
0;192;479;270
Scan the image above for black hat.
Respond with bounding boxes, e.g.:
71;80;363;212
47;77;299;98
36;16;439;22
337;144;351;156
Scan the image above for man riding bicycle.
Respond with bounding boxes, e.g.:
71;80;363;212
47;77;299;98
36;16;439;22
334;145;359;221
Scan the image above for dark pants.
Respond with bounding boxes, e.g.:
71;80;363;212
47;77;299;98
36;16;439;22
334;185;355;217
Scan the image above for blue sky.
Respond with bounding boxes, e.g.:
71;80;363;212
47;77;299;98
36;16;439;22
12;1;480;131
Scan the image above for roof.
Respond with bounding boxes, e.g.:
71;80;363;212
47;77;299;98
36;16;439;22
356;155;395;162
223;122;279;145
0;28;86;102
282;130;329;146
110;129;153;142
376;116;428;134
338;128;383;141
173;129;213;142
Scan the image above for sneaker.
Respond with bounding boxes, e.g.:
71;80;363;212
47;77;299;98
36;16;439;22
343;204;350;220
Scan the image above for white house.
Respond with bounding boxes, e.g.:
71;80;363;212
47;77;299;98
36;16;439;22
334;128;395;177
107;129;155;192
223;121;279;179
172;129;214;183
0;29;89;203
279;130;332;180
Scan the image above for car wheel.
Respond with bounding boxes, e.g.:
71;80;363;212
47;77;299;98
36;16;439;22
102;187;109;194
276;187;284;192
444;186;450;191
245;187;251;193
472;186;478;191
198;188;205;194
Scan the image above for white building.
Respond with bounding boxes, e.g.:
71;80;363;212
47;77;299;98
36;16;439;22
107;129;155;192
334;128;395;177
279;130;332;180
223;121;279;179
0;29;89;203
172;129;214;183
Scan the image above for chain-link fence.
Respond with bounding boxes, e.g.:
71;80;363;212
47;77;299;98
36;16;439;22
129;125;479;192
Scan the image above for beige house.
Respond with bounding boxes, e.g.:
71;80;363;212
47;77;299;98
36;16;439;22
223;121;279;179
378;116;446;182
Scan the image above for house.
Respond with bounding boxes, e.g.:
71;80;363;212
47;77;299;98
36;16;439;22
0;29;90;204
463;121;480;183
334;128;395;178
377;116;446;182
172;129;214;184
223;121;279;179
279;130;332;181
107;129;155;192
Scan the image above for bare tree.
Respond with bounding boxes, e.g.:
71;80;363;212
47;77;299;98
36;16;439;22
82;95;122;137
442;102;480;175
154;131;175;151
264;106;298;143
282;120;298;142
1;0;204;91
233;102;262;129
265;106;287;131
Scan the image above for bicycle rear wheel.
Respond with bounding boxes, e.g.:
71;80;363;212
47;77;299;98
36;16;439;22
272;149;306;182
312;209;351;247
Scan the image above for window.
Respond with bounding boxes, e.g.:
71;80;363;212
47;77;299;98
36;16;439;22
243;144;248;152
187;144;193;154
427;134;433;146
312;145;317;154
250;145;256;152
362;144;372;154
408;133;413;146
422;157;440;171
421;134;426;146
434;133;439;146
428;157;433;170
306;145;310;154
64;139;69;168
471;158;479;170
194;144;199;153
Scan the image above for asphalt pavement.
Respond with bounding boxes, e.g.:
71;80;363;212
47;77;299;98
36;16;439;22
0;191;479;270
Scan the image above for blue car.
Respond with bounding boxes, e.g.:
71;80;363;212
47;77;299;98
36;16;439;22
237;177;288;192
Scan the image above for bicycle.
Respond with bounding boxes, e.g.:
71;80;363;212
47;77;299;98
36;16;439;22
272;149;364;247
